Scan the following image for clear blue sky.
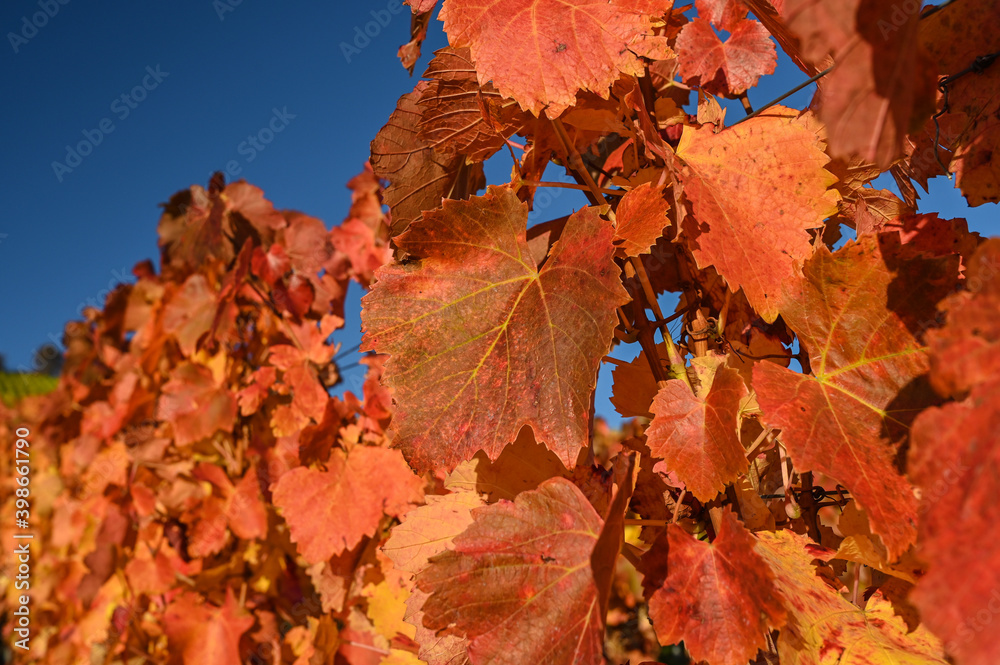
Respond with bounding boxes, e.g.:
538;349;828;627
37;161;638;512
1;1;993;424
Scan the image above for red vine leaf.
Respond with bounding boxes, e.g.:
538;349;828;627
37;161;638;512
162;274;217;357
382;491;483;665
371;82;486;236
918;0;1000;205
675;17;777;96
755;529;947;665
157;362;237;448
925;238;1000;398
361;186;628;472
416;478;611;665
417;47;525;162
908;241;1000;665
439;0;672;117
613;182;671;258
753;234;959;558
696;0;748;32
640;509;786;665
676;107;840;322
782;0;936;168
909;380;1000;665
163;589;255;665
272;446;425;564
646;356;748;502
382;491;484;576
608;346;660;419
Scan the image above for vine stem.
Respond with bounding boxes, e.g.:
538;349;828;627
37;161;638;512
745;427;775;459
624;518;669;527
343;641;390;656
624;258;691;390
728;65;835;128
334;341;362;361
851;564;865;607
551;117;607;204
799;471;822;542
672;489;687;523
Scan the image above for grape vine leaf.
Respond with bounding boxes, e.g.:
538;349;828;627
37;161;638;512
755;530;948;665
163;589;255;665
415;478;613;665
612;181;671;258
782;0;935;168
741;0;819;76
676;107;840;322
361;185;629;472
382;492;485;576
162;274;217;357
438;0;672;117
675;17;777;96
331;164;392;287
918;0;1000;205
608;345;660;419
444;426;567;502
272;446;425;564
399;1;440;73
417;47;525;162
382;492;483;665
646;355;748;501
640;509;786;665
925;237;1000;398
696;0;748;32
156;361;237;448
371;81;486;236
753;234;959;558
908;241;1000;665
909;380;1000;665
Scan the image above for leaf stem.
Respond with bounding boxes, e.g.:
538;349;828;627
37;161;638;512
551;118;608;204
672;489;688;523
624;518;669;527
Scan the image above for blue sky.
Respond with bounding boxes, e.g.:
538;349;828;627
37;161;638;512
1;0;993;423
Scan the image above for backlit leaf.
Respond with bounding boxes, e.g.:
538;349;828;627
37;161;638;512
439;0;672;117
361;186;628;472
646;356;748;501
272;446;425;564
783;0;936;168
675;17;777;96
676;107;840;322
640;509;786;665
756;529;947;665
371;82;486;236
754;234;959;558
416;478;612;665
613;181;671;258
